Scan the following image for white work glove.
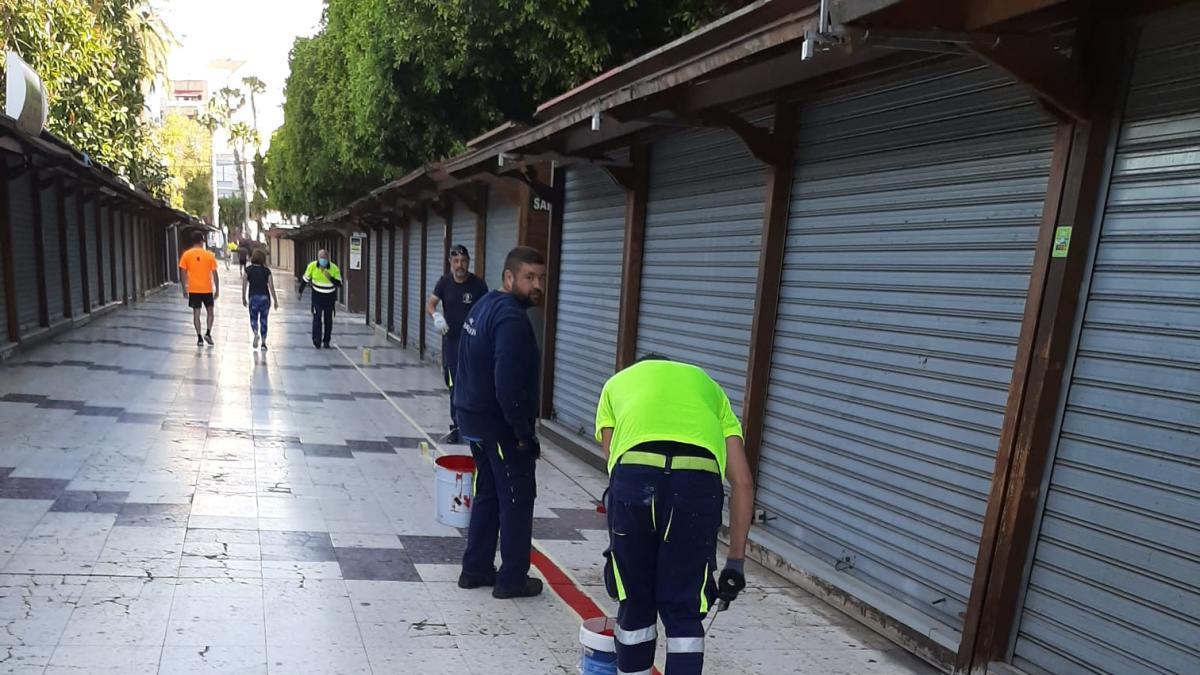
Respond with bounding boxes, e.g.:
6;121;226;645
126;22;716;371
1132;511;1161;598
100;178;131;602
433;312;449;335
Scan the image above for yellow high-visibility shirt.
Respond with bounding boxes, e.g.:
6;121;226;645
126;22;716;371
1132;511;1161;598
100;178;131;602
595;360;742;478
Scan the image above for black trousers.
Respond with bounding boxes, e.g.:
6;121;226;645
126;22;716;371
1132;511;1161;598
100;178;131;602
310;292;335;345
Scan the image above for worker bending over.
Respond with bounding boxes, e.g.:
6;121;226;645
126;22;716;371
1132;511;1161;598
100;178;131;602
596;355;754;675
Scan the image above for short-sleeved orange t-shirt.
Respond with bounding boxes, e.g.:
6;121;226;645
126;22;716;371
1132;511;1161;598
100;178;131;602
179;247;217;294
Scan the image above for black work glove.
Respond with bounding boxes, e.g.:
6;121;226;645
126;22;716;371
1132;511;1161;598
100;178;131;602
717;567;746;604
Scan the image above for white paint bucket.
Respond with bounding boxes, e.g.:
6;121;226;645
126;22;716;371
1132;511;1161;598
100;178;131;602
579;616;619;675
434;454;475;528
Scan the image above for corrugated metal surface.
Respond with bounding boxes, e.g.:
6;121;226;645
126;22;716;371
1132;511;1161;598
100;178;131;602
636;117;769;415
426;213;447;359
1012;9;1200;674
379;228;391;329
452;199;476;274
552;162;626;437
392;227;405;338
407;223;422;352
64;190;84;317
485;191;519;290
86;203;99;306
114;213;126;301
9;164;40;333
39;183;65;322
101;206;113;304
756;57;1055;629
368;231;378;325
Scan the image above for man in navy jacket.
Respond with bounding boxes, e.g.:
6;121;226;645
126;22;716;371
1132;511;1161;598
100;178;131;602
454;246;546;598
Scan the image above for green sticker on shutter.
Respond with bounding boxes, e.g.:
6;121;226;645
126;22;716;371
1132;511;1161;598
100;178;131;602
1052;226;1072;258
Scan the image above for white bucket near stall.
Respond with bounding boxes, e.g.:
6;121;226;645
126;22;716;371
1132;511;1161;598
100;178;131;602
434;454;475;528
579;616;619;675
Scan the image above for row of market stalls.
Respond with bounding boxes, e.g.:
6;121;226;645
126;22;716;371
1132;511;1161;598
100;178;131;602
289;1;1199;672
0;114;202;358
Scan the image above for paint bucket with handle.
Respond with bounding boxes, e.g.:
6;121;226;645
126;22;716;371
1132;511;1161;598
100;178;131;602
433;454;474;528
579;616;619;675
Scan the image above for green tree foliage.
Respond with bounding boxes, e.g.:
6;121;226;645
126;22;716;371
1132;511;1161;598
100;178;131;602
218;195;246;231
182;172;212;222
155;112;211;212
267;0;734;216
0;0;173;196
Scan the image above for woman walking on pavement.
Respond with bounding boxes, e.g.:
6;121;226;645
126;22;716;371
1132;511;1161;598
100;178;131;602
242;249;279;351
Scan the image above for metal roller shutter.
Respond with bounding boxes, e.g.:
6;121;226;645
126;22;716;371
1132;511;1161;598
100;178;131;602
451;199;476;274
1012;9;1200;674
84;200;100;307
100;206;113;304
8;164;40;333
485;192;519;290
426;213;447;360
756;57;1055;630
407;224;422;352
64;190;84;317
114;213;126;301
636;117;769;415
369;231;378;325
379;228;391;329
551;162;626;437
39;183;65;322
392;228;405;338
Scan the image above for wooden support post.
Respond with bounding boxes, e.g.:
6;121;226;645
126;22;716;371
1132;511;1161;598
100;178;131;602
53;177;73;319
76;187;91;313
740;101;797;480
29;169;50;327
957;11;1129;672
614;143;649;370
0;158;19;343
538;166;568;419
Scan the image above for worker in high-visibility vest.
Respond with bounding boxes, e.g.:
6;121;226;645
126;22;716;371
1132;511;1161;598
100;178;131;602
299;249;342;348
595;355;755;675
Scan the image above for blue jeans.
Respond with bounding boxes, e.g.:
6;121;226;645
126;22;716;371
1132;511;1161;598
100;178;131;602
461;439;537;589
248;295;271;338
606;463;722;675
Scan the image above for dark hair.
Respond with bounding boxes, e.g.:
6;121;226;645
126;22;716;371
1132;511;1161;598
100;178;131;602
449;244;470;260
191;231;206;246
636;353;672;364
251;249;267;265
504;246;545;277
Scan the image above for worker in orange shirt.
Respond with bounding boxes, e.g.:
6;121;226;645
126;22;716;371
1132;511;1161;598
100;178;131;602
179;231;220;346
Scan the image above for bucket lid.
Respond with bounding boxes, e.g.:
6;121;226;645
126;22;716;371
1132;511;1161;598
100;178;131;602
579;617;617;652
435;454;475;473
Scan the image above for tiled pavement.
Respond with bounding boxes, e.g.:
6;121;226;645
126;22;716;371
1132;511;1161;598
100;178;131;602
0;274;937;674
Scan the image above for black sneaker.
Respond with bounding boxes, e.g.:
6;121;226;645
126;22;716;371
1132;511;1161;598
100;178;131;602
203;334;214;346
457;571;496;590
492;577;543;599
196;336;204;346
322;342;331;349
260;343;268;352
313;341;321;349
440;428;461;444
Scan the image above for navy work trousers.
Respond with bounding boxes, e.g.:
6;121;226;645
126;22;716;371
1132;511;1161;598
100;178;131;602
607;463;722;675
461;439;537;590
310;292;335;345
442;336;460;430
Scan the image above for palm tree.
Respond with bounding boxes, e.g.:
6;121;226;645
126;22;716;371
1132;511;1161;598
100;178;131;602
241;76;266;135
228;121;260;239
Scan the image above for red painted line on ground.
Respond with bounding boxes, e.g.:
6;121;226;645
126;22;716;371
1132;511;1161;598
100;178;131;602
531;547;663;675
